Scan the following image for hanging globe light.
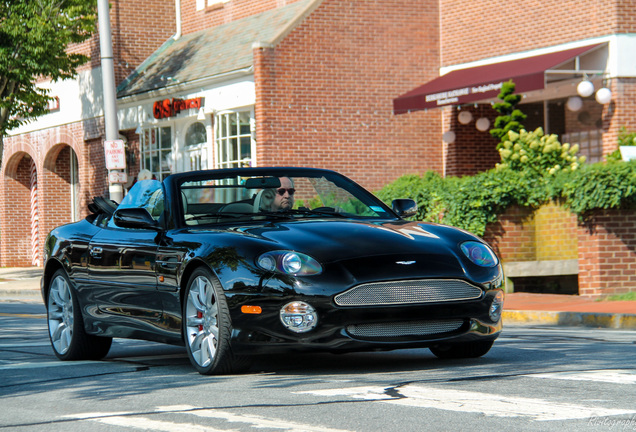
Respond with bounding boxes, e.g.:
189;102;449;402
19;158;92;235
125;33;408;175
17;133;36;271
577;80;595;97
566;96;583;112
475;117;490;132
595;87;612;104
442;131;456;143
458;111;473;125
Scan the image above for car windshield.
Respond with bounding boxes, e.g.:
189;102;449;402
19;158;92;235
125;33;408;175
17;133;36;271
178;171;394;226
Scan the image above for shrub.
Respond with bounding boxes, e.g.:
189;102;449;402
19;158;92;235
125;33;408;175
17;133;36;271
377;160;636;236
549;160;636;216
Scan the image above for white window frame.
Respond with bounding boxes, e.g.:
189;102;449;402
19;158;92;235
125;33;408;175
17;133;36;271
197;0;230;11
214;109;256;169
140;125;174;181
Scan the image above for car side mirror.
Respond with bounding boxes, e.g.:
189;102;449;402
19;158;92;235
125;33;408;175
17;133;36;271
113;207;161;230
392;199;418;218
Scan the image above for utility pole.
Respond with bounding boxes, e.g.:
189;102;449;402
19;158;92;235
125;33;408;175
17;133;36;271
97;0;124;203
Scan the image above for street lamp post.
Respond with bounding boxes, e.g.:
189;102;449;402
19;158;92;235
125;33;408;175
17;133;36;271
97;0;124;203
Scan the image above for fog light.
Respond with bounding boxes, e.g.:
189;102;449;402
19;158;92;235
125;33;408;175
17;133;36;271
280;301;317;333
489;290;504;322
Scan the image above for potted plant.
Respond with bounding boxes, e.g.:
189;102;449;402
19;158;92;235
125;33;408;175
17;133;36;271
618;128;636;161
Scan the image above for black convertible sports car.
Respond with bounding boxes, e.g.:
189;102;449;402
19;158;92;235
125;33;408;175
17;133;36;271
42;167;504;374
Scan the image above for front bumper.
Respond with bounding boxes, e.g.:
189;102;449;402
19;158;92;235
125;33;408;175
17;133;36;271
225;289;503;355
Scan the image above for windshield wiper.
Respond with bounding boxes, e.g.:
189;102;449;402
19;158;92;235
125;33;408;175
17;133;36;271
186;212;254;221
186;211;295;222
283;208;349;218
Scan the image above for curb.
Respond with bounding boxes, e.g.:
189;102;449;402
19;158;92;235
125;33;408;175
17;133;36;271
503;310;636;330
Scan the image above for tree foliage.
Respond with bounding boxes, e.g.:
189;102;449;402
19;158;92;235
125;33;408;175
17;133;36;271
0;0;97;138
489;80;527;144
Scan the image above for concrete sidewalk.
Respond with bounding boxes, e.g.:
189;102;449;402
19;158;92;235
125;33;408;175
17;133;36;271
1;267;635;329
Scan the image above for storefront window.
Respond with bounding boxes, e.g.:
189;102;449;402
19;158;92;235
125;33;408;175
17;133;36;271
215;111;253;169
185;122;207;171
141;126;172;180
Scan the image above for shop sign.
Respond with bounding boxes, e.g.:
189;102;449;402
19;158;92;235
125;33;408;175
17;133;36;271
153;97;203;119
104;139;127;170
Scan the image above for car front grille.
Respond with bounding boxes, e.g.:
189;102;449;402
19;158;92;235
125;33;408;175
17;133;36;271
334;279;483;307
346;319;465;338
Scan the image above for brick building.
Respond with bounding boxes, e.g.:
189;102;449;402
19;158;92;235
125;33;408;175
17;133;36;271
1;0;635;296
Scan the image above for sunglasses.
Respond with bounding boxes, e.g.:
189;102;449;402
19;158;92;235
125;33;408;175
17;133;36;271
276;188;296;196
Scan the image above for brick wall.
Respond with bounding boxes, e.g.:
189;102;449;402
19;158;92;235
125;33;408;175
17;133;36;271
439;0;629;66
0;156;34;266
534;203;579;261
181;0;302;35
254;0;442;191
483;206;536;262
483;204;579;262
1;119;112;266
40;146;73;252
578;209;636;297
443;105;500;176
72;1;176;84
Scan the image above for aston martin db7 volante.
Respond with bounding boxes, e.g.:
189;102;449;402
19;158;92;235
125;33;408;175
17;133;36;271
42;167;504;374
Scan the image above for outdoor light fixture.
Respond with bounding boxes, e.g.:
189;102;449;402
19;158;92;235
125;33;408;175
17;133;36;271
577;80;595;97
595;87;612;104
135;125;142;134
458;111;473;125
475;117;490;132
442;131;456;143
566;96;583;112
197;108;206;121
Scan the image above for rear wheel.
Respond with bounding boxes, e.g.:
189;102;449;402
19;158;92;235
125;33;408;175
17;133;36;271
47;269;112;360
183;267;251;375
429;340;494;359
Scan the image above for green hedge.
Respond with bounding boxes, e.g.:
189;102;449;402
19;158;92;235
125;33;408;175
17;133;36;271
376;158;636;237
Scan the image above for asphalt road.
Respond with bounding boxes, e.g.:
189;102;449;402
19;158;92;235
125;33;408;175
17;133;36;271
1;302;636;431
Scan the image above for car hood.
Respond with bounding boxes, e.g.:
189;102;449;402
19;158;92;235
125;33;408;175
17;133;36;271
239;219;457;254
184;219;500;284
228;219;484;277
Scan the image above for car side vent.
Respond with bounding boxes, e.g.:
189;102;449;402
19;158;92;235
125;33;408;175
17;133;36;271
334;279;482;306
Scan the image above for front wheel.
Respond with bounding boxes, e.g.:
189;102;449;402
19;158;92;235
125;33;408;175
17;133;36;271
47;269;112;360
183;267;251;375
429;340;494;359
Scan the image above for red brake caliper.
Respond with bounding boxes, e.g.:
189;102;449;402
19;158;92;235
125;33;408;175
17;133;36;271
198;311;203;331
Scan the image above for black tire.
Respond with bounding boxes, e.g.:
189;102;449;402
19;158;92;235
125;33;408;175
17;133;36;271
429;340;494;359
182;267;252;375
47;269;112;361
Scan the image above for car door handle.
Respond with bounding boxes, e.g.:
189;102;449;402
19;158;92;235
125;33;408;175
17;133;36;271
90;246;103;259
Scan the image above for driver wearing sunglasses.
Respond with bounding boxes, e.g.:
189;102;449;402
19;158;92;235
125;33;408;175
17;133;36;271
270;177;295;211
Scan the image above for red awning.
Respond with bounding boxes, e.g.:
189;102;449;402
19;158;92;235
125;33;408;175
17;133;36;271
393;44;602;114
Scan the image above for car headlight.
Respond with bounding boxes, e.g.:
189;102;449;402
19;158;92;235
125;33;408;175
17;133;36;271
256;251;322;276
460;241;499;267
280;301;318;333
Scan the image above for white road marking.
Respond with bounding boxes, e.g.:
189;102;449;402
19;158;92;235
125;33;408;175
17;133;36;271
93;416;233;432
65;407;355;432
0;360;101;370
0;342;51;348
529;370;636;385
159;405;354;432
297;385;636;421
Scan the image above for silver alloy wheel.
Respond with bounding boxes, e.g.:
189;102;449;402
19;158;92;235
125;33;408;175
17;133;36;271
185;275;219;367
48;275;74;355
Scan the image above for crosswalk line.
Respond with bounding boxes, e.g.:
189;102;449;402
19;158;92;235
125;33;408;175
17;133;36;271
0;360;101;370
297;384;636;421
528;369;636;384
92;416;232;432
159;405;353;432
66;407;355;432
